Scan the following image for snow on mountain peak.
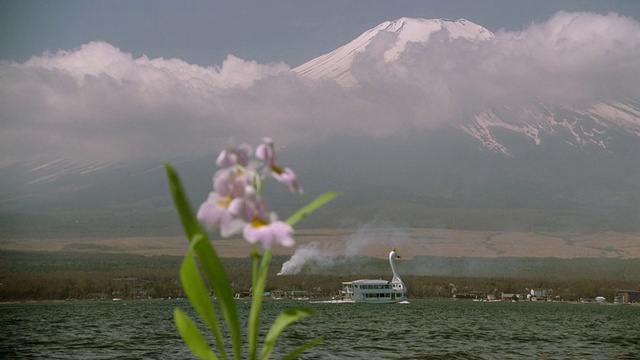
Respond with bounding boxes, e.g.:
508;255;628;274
293;17;493;86
381;17;492;61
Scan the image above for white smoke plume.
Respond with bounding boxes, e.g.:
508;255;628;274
278;224;411;275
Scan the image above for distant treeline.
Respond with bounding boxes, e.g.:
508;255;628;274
302;255;640;281
1;251;638;302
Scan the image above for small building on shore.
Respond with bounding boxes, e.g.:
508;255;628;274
501;293;524;301
614;289;640;304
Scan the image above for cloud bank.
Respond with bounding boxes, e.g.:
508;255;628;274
1;12;639;166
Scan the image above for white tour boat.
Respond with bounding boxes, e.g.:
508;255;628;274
339;249;408;303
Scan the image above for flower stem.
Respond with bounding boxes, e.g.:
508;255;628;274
248;248;272;360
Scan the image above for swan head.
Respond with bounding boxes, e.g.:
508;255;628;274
389;248;401;260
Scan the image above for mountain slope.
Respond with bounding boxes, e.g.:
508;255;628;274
294;17;640;158
294;17;493;87
461;100;640;156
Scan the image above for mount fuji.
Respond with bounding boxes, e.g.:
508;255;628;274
3;16;640;237
294;17;493;87
294;17;640;157
289;17;640;230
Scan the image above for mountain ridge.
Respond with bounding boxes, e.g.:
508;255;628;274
293;17;493;87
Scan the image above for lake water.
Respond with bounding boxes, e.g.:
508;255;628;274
1;299;638;359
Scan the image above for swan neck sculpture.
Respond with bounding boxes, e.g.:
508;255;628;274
389;249;403;285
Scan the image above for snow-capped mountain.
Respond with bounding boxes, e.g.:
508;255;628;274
290;17;640;230
294;17;640;158
294;17;493;87
4;16;640;238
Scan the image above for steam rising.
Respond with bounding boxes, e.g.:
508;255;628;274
278;225;411;275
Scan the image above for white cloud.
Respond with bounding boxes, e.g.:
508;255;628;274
1;12;639;166
347;11;640;124
0;42;295;164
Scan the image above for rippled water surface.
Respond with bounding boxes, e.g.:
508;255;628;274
1;299;639;359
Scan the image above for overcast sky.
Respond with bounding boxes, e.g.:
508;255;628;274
1;1;639;167
2;1;640;67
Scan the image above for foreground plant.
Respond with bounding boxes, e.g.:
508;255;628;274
166;138;338;359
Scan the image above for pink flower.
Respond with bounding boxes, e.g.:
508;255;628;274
255;138;303;193
272;167;302;193
216;143;253;168
198;137;303;243
227;185;265;222
213;169;252;198
243;217;294;249
196;192;244;237
255;138;277;166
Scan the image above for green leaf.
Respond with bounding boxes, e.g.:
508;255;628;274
174;308;219;360
260;307;319;360
285;191;340;226
166;164;242;359
282;337;325;360
180;242;226;359
165;163;202;238
248;249;272;360
191;235;242;359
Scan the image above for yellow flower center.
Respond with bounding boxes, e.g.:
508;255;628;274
217;196;232;208
270;164;283;175
250;217;269;228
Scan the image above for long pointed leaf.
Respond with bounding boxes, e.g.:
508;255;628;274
166;164;242;359
192;235;241;359
285;191;340;226
260;307;318;360
165;163;203;237
174;308;219;360
282;337;325;360
180;244;227;359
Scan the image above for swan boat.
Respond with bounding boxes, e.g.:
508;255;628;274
337;249;408;303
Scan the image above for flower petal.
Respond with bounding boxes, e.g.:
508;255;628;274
242;220;294;249
196;199;223;231
272;167;303;193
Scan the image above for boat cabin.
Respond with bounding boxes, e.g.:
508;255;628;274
341;279;407;303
